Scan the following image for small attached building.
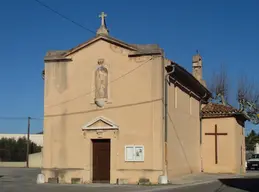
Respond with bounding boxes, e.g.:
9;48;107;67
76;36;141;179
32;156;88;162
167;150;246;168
201;103;247;174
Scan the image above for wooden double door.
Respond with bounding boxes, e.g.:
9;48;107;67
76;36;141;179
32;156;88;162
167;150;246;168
92;139;111;183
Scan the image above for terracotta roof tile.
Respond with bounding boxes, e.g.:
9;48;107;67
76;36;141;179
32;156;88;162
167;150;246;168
202;103;240;118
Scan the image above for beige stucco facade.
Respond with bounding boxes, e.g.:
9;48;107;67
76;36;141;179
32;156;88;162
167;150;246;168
43;38;162;184
167;78;202;178
42;36;208;184
202;116;246;174
42;14;246;184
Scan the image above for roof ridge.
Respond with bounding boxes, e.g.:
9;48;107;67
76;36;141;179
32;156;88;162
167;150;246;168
45;35;162;61
206;102;238;109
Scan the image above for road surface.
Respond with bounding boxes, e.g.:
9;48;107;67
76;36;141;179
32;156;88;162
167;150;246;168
166;176;259;192
1;168;259;192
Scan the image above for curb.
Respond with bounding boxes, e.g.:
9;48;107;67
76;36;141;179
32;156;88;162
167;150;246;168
132;180;217;192
133;174;259;192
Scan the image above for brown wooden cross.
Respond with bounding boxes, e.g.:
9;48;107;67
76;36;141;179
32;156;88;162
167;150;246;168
205;124;228;164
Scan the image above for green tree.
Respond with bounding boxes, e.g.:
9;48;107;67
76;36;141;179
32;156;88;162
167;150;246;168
0;137;42;162
245;130;259;151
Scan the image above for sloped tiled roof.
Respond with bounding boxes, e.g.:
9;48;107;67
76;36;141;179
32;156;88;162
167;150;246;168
202;103;242;118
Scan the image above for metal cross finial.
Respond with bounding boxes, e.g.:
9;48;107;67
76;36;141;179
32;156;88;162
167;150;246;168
99;12;107;26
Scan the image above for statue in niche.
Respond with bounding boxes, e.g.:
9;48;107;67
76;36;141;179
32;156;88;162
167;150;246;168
95;65;108;100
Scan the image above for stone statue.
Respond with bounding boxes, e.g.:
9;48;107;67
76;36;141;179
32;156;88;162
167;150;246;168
95;66;108;99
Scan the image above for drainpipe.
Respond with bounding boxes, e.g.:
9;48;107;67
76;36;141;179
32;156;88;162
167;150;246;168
163;65;175;182
199;92;207;172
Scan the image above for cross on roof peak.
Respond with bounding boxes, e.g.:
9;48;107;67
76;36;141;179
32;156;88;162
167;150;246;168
97;12;109;35
99;12;107;26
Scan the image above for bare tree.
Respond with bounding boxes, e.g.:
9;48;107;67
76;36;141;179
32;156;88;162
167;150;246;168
208;64;259;124
209;64;229;105
237;76;259;112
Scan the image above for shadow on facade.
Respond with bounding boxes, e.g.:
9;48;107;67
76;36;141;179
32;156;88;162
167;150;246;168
218;178;259;192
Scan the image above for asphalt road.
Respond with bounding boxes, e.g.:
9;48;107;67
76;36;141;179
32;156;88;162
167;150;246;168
1;178;259;192
1;168;259;192
166;176;259;192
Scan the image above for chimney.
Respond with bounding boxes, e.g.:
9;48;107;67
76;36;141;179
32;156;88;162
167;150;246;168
192;52;206;87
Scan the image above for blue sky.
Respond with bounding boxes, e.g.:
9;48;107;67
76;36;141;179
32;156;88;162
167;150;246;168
0;0;258;134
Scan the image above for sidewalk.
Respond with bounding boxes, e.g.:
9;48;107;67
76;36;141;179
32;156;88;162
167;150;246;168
81;172;259;192
174;171;259;184
134;172;259;192
169;173;244;185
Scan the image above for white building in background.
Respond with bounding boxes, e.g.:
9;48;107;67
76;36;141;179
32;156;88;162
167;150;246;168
0;134;43;147
254;143;259;154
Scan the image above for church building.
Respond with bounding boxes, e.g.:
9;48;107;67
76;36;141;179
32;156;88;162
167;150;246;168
42;12;247;184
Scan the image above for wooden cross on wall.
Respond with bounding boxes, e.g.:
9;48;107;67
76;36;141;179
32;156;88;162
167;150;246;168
205;124;228;164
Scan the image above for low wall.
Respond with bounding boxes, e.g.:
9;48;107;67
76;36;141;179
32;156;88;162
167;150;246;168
29;152;42;168
0;152;42;168
0;162;26;167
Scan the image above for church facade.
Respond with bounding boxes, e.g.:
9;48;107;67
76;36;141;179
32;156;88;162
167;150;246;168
42;12;246;184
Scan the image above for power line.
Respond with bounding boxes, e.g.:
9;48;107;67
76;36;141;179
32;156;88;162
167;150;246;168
44;98;161;119
32;1;161;109
45;56;155;109
33;0;96;34
31;117;44;121
0;117;26;120
33;0;157;55
0;117;43;121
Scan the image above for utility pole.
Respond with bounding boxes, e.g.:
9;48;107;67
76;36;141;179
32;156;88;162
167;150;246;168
26;116;31;168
